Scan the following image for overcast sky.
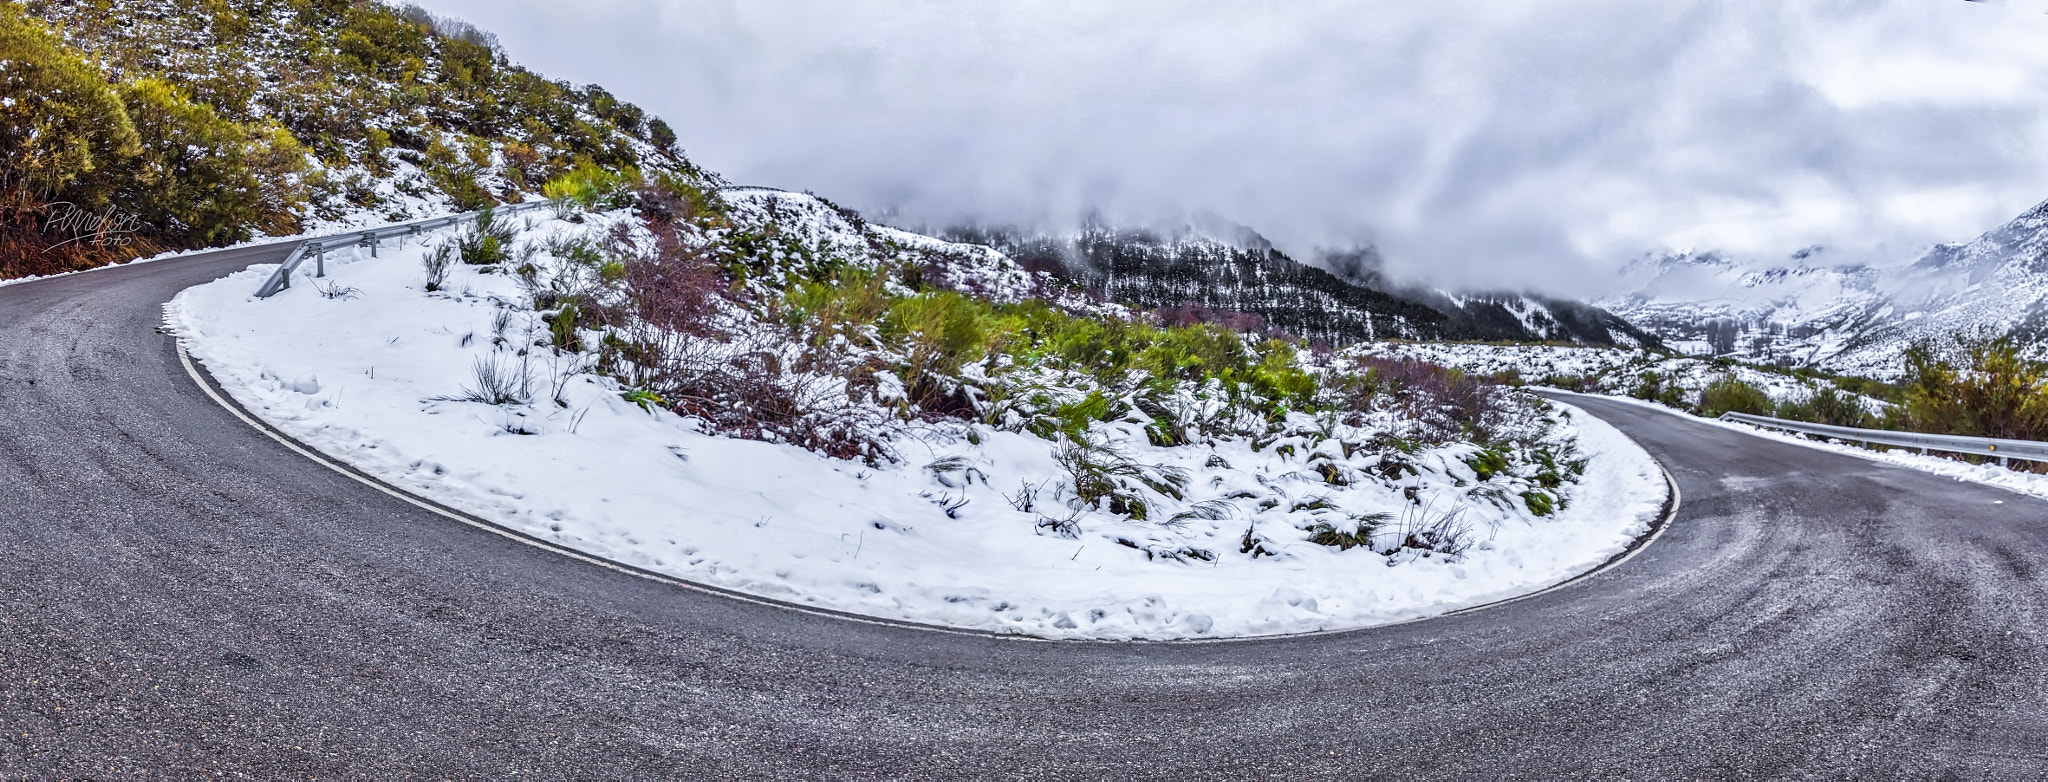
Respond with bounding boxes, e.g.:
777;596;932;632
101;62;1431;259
412;0;2048;295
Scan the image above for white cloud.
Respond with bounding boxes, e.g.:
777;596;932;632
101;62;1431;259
409;0;2048;295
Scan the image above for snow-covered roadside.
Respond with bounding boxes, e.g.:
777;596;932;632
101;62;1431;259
1370;342;2048;502
166;216;1668;640
1587;392;2048;502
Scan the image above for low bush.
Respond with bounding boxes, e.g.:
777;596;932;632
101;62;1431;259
1053;433;1188;521
1306;513;1391;551
1776;386;1870;428
1899;332;2048;440
543;162;637;212
1631;370;1687;409
1539;373;1593;393
880;291;1004;412
452;208;518;265
1350;356;1508;445
1696;376;1772;418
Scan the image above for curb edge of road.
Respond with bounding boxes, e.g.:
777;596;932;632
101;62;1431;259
173;333;1680;645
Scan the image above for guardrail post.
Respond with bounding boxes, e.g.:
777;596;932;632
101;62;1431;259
370;234;379;258
314;244;325;278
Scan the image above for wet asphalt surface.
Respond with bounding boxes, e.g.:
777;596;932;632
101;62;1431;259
2;244;2047;778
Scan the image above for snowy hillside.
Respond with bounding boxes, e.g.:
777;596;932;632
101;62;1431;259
7;0;704;279
1603;198;2048;376
166;189;1667;640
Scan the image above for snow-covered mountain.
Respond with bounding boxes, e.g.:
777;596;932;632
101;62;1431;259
1602;198;2048;376
949;222;1657;348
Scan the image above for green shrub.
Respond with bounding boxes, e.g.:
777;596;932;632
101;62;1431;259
452;207;517;264
113;78;309;244
1307;513;1391;551
786;267;892;346
424;136;493;211
881;291;1005;409
543;162;637;211
1832;375;1900;405
1134;323;1247;384
0;5;139;210
1696;376;1772;418
1465;447;1511;481
1248;340;1318;412
549;303;582;352
1900;332;2048;440
1777;386;1870;428
1038;315;1140;381
1631;370;1687;408
11;0;690;277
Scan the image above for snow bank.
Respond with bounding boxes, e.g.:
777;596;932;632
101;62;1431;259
166;214;1668;640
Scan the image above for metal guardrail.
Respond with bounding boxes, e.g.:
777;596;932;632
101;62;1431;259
1720;411;2048;465
253;199;560;298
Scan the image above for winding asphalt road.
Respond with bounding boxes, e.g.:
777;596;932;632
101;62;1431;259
4;243;2048;778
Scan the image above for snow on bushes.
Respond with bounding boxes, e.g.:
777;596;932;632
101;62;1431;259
167;186;1666;638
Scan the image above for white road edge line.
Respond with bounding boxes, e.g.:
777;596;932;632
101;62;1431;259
176;334;1680;644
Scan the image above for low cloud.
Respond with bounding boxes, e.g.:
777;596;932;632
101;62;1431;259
412;0;2048;296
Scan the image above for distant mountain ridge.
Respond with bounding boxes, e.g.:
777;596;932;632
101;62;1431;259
1602;197;2048;375
947;221;1659;349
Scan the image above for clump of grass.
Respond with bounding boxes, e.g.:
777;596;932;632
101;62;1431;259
1464;447;1511;481
453;208;518;265
924;455;987;488
1053;433;1188;521
548;303;582;353
422;243;454;292
312;280;361;300
453;354;531;406
1289;496;1339;513
1240;524;1278;558
1167;498;1236;525
1395;507;1475;558
1307;512;1391;551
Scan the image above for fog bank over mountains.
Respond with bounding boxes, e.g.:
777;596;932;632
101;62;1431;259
414;0;2048;297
